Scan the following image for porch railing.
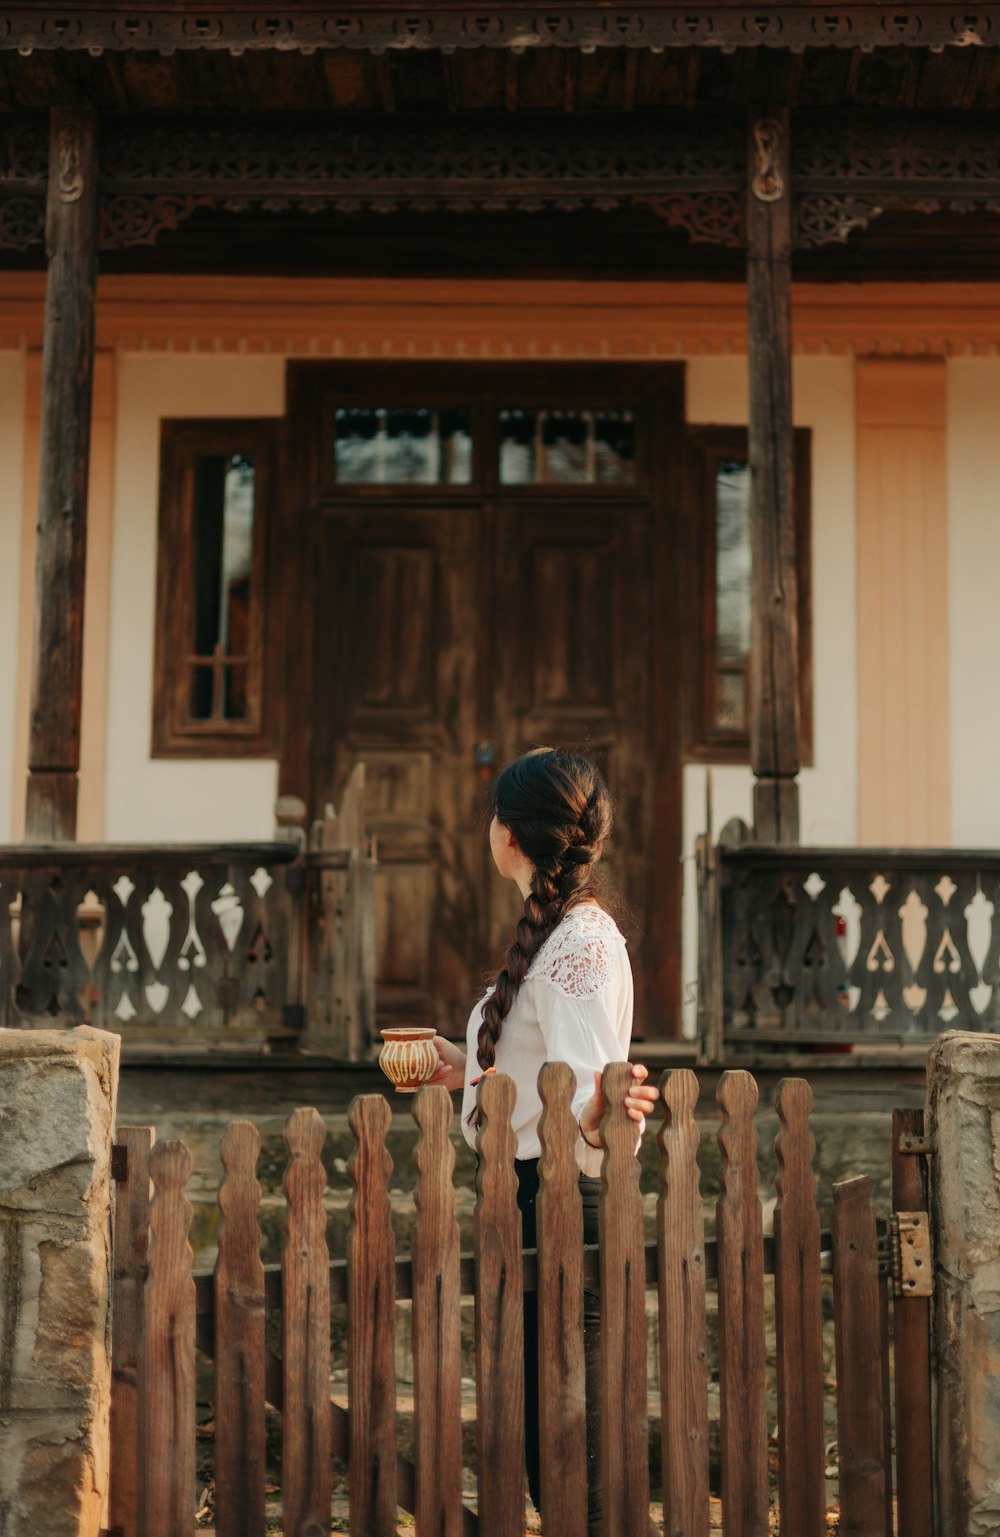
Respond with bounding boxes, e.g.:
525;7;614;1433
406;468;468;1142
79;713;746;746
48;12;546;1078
700;820;1000;1049
0;766;377;1056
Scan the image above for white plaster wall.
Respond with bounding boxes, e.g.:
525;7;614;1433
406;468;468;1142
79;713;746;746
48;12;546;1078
679;354;858;1034
105;354;285;841
947;359;1000;848
0;350;25;843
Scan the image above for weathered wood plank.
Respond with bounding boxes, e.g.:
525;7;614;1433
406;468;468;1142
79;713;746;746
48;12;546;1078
773;1079;826;1537
347;1094;398;1537
411;1085;463;1537
474;1072;524;1537
25;106;100;841
746;106;800;844
109;1126;154;1537
892;1109;934;1537
281;1107;332;1537
716;1070;768;1537
536;1061;588;1537
658;1069;710;1537
142;1140;196;1537
215;1121;266;1537
598;1060;649;1537
832;1175;892;1536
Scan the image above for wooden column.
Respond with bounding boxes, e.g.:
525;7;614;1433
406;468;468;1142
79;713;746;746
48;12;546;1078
746;109;800;844
25;106;100;841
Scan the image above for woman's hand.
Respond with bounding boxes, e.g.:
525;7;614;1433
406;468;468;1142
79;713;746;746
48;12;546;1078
578;1063;659;1145
426;1035;467;1093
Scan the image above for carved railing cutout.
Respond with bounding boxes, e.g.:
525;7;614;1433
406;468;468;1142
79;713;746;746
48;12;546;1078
0;768;377;1054
715;837;1000;1042
0;849;297;1042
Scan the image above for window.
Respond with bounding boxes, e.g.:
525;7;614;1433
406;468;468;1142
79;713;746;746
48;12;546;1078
685;426;813;763
153;419;280;756
334;407;473;485
498;408;636;486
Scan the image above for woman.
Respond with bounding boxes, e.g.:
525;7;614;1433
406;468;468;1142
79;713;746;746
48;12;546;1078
428;747;658;1535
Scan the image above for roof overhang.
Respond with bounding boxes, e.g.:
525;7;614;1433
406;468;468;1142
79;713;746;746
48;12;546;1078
3;3;1000;55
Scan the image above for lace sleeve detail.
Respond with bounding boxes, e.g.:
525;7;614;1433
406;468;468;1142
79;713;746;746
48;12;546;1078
532;909;619;1001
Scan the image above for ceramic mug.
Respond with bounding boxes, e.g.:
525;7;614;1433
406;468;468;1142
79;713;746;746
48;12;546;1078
378;1026;439;1093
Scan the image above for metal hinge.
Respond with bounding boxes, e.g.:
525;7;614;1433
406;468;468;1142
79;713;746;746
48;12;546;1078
898;1132;932;1155
890;1211;933;1297
110;1143;128;1183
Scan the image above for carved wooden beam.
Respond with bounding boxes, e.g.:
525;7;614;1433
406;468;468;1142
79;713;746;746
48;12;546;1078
4;110;1000;254
1;6;999;54
25;106;99;841
747;109;799;845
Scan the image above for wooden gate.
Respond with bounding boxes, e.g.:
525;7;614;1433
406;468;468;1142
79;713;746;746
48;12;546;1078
107;1068;934;1537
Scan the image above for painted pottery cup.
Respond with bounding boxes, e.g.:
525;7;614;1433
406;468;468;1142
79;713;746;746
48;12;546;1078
378;1026;439;1093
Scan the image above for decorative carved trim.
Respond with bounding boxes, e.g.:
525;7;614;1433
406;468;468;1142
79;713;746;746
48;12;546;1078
4;111;1000;253
751;119;786;205
101;194;214;249
796;194;883;248
643;193;744;247
6;272;1000;358
54;123;84;204
1;6;999;54
0;194;44;251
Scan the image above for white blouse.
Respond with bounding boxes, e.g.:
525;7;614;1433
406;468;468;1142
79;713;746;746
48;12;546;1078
460;903;634;1177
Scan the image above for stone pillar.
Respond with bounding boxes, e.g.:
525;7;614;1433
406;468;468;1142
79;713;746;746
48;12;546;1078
0;1026;120;1537
927;1029;1000;1536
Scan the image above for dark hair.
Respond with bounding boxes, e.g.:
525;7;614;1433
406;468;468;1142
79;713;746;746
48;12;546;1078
473;747;613;1082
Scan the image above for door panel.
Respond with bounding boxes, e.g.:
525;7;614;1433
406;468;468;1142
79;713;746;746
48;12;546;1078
314;507;480;1029
492;502;651;1021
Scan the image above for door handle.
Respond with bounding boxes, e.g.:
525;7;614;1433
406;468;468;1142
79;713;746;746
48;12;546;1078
474;740;496;778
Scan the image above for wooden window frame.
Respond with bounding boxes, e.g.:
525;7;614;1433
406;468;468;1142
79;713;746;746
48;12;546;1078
152;418;282;758
683;425;813;766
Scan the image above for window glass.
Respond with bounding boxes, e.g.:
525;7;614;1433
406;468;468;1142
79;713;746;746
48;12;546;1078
190;452;255;723
713;459;751;732
499;409;635;486
334;408;473;485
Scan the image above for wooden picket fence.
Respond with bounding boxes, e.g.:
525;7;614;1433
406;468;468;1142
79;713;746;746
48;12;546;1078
107;1066;935;1537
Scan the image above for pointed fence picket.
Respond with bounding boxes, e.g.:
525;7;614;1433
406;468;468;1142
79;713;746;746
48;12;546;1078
214;1121;266;1537
142;1141;196;1537
716;1071;768;1537
657;1069;709;1537
598;1061;650;1537
474;1072;525;1537
110;1067;924;1537
411;1085;464;1537
282;1106;332;1536
536;1062;588;1537
773;1079;826;1537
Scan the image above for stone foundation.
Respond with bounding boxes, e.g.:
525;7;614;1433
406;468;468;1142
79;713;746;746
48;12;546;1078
0;1026;119;1537
927;1030;1000;1537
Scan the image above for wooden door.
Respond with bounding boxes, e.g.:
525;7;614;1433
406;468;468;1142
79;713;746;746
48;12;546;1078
286;363;684;1039
312;500;483;1031
490;497;652;1021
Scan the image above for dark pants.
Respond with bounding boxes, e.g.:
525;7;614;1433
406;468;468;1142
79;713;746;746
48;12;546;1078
515;1158;603;1537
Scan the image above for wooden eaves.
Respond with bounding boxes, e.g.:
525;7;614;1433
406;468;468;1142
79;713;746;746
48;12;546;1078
3;2;1000;56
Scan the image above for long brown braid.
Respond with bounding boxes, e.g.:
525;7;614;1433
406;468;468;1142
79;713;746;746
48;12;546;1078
473;748;613;1089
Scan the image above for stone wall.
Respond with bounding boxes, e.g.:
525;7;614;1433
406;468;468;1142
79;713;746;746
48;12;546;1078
0;1026;119;1537
927;1030;1000;1537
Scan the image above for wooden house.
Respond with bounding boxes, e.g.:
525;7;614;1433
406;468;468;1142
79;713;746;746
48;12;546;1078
2;1;1000;1066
